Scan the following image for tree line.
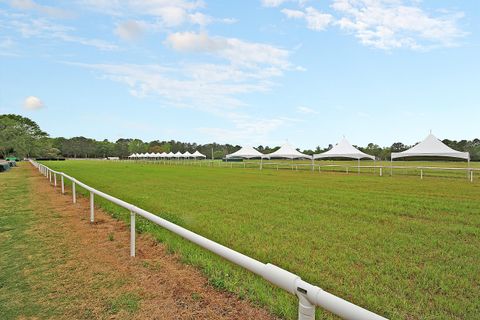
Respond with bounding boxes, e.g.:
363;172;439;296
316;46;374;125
1;114;479;160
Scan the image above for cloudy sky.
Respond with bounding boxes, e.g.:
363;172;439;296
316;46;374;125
0;0;478;148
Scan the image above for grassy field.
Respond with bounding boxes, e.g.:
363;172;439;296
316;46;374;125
40;160;480;319
134;158;478;180
0;164;144;319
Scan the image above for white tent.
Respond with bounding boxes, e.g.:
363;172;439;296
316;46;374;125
391;134;470;161
184;151;193;158
192;150;206;158
264;142;311;159
314;138;375;160
160;152;167;158
226;146;264;159
174;151;183;158
166;152;175;158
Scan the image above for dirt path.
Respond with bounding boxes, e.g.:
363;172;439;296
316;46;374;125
4;164;278;319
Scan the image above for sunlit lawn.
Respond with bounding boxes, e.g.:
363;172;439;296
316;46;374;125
41;160;480;319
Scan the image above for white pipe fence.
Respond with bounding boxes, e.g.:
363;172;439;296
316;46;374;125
30;160;386;320
115;158;477;182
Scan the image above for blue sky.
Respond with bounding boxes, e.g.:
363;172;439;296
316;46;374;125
1;0;479;149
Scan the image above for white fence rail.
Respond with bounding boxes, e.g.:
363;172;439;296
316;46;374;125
30;160;387;320
116;158;476;182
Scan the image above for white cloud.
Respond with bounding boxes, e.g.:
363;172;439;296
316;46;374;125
114;20;144;41
3;12;119;51
281;8;305;19
188;12;212;26
70;61;296;143
304;7;334;31
219;17;238;24
331;0;466;50
197;112;292;144
296;106;318;114
9;0;72;18
261;0;290;7
72;62;280;110
23;96;44;110
282;7;333;31
165;32;291;70
272;0;466;50
79;0;212;27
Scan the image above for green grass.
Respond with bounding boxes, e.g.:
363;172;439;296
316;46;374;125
0;165;61;318
41;160;480;319
0;165;144;319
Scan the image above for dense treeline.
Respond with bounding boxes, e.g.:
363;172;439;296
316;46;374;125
1;114;479;160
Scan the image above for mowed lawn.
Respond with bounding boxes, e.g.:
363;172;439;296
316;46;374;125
41;160;480;319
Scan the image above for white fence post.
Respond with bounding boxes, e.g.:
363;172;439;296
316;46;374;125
130;211;136;257
61;175;65;194
471;170;473;183
72;182;76;203
54;173;57;187
90;192;94;223
380;167;382;177
298;294;315;320
421;169;423;180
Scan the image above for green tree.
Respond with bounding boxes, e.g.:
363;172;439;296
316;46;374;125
128;139;147;154
0;114;49;158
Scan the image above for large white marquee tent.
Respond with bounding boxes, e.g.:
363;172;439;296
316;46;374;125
192;151;207;158
314;138;375;160
225;146;264;159
391;134;470;162
264;142;311;159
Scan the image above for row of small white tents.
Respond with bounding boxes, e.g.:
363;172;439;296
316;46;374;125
129;151;206;159
225;134;470;162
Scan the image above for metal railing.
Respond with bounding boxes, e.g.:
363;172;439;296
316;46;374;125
30;160;386;320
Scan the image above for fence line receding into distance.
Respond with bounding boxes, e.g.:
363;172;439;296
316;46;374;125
30;159;387;320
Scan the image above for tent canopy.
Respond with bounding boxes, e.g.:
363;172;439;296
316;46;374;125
264;142;311;159
192;151;206;158
226;146;264;159
314;138;375;160
391;134;470;161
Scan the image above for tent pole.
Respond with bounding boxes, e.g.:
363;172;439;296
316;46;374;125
468;158;470;181
357;158;360;175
